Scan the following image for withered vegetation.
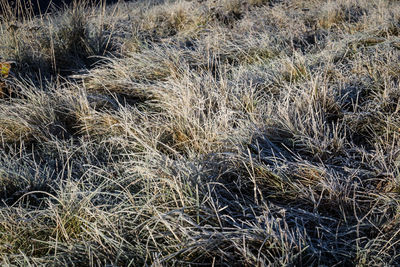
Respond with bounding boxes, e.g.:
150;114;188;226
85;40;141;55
1;0;400;265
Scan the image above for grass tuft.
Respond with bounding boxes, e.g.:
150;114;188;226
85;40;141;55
1;0;400;265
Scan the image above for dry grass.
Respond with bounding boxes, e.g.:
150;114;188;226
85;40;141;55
1;0;400;265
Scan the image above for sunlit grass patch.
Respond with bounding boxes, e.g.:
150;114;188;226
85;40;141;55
1;0;400;265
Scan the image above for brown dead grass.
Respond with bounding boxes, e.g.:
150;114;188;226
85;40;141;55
1;0;400;266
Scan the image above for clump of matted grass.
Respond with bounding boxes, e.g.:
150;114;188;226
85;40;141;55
0;0;118;78
1;0;400;266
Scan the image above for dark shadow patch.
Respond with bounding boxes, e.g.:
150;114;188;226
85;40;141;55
292;30;328;52
342;4;368;24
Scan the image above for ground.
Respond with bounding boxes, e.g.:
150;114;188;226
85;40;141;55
0;0;400;266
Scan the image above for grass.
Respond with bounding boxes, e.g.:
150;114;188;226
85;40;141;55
1;0;400;265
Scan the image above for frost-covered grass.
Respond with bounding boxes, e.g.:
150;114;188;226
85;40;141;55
1;0;400;265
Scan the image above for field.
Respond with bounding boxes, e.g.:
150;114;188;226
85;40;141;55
1;0;400;265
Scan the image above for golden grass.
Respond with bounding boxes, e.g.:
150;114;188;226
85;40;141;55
1;0;400;265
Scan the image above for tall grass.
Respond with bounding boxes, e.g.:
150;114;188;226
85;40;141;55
1;0;400;265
